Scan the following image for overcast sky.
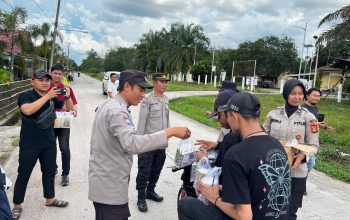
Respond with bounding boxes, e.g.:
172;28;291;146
1;0;348;65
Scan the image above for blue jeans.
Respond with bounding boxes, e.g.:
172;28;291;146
307;155;316;173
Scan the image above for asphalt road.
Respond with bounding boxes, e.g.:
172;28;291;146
3;74;350;220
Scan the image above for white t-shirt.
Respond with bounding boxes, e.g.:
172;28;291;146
107;80;119;99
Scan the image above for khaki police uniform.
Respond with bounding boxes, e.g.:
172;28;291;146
136;91;170;191
88;94;168;206
263;105;319;220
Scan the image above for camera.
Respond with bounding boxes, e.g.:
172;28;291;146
54;88;67;96
318;114;325;122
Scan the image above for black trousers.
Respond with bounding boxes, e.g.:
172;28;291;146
178;196;229;220
54;128;71;175
13;147;56;204
136;149;166;190
288;177;307;220
93;202;130;220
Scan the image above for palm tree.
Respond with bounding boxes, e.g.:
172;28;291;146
318;4;350;44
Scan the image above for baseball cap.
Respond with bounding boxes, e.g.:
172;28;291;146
218;92;260;117
206;89;238;118
32;69;52;80
119;70;153;89
152;73;170;81
218;80;238;91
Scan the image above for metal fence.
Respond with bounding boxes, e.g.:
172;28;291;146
0;79;31;120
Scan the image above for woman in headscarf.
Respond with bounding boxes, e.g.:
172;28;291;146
263;79;319;220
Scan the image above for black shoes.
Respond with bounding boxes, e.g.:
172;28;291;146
137;189;148;212
146;190;163;202
61;174;69;186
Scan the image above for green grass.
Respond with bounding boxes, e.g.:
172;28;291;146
85;72;104;81
167;82;217;91
170;95;350;182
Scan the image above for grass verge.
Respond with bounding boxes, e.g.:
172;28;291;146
170;95;350;182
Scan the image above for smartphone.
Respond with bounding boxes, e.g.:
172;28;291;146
318;114;325;122
54;88;67;96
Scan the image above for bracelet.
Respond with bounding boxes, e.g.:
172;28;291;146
214;196;221;206
64;95;71;100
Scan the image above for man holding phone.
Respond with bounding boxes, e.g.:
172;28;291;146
49;64;78;186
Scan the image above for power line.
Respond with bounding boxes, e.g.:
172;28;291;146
30;0;55;23
1;0;14;9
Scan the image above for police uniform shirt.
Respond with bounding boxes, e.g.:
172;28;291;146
88;94;168;205
137;91;170;136
262;105;319;178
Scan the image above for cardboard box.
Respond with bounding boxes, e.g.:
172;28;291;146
280;140;317;166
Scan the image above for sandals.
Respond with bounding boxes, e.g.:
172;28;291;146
12;207;22;220
45;199;69;208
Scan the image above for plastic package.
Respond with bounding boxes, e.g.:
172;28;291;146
174;138;197;168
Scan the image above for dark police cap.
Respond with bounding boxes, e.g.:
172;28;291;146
218;92;260;117
152;73;170;81
206;89;238;119
33;69;52;80
219;80;238;91
119;70;153;89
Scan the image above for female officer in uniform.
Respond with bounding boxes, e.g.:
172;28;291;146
263;79;319;220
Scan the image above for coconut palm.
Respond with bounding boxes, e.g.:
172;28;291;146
318;4;350;44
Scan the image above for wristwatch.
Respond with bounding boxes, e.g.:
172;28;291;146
64;95;71;100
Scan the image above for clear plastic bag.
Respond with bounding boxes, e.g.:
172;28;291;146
174;138;197;168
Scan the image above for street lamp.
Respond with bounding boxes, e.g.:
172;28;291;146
295;22;308;79
313;35;320;87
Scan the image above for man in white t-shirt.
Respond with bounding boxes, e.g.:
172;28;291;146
107;73;119;99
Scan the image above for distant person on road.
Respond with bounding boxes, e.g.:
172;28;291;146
263;79;319;220
49;64;78;186
178;92;292;220
135;73;170;212
107;73;119;99
88;70;191;220
12;69;73;220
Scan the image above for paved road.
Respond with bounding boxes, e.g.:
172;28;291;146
4;74;350;220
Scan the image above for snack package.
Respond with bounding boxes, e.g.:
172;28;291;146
174;138;197;168
54;111;73;128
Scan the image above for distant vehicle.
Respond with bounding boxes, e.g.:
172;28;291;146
261;80;274;88
102;71;120;95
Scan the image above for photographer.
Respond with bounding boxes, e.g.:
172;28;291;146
12;70;73;220
49;64;78;186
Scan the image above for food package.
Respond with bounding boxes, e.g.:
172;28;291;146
54;111;73;128
174;138;197;168
280;139;318;166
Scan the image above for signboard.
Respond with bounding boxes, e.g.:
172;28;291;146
245;77;258;86
220;72;226;81
212;66;216;72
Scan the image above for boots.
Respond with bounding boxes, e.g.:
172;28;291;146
137;189;148;212
146;186;163;202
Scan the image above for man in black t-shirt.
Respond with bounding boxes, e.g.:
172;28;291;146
11;70;73;220
178;92;291;220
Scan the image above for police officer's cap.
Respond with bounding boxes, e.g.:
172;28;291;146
120;70;153;89
218;92;260;117
152;73;170;81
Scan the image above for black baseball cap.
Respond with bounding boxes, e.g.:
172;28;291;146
32;69;52;80
218;80;238;91
207;89;238;119
218;92;260;117
119;70;153;89
152;73;170;81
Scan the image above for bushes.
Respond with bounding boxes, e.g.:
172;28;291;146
0;69;13;84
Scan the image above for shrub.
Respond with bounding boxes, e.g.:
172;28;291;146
0;69;13;84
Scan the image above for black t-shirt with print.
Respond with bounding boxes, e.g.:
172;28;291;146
18;89;64;149
221;135;291;219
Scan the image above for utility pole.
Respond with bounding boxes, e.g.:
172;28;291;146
313;36;320;87
49;0;61;72
296;22;307;79
210;47;215;85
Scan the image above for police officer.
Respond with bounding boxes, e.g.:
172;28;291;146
88;70;191;220
135;73;170;212
263;79;319;220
